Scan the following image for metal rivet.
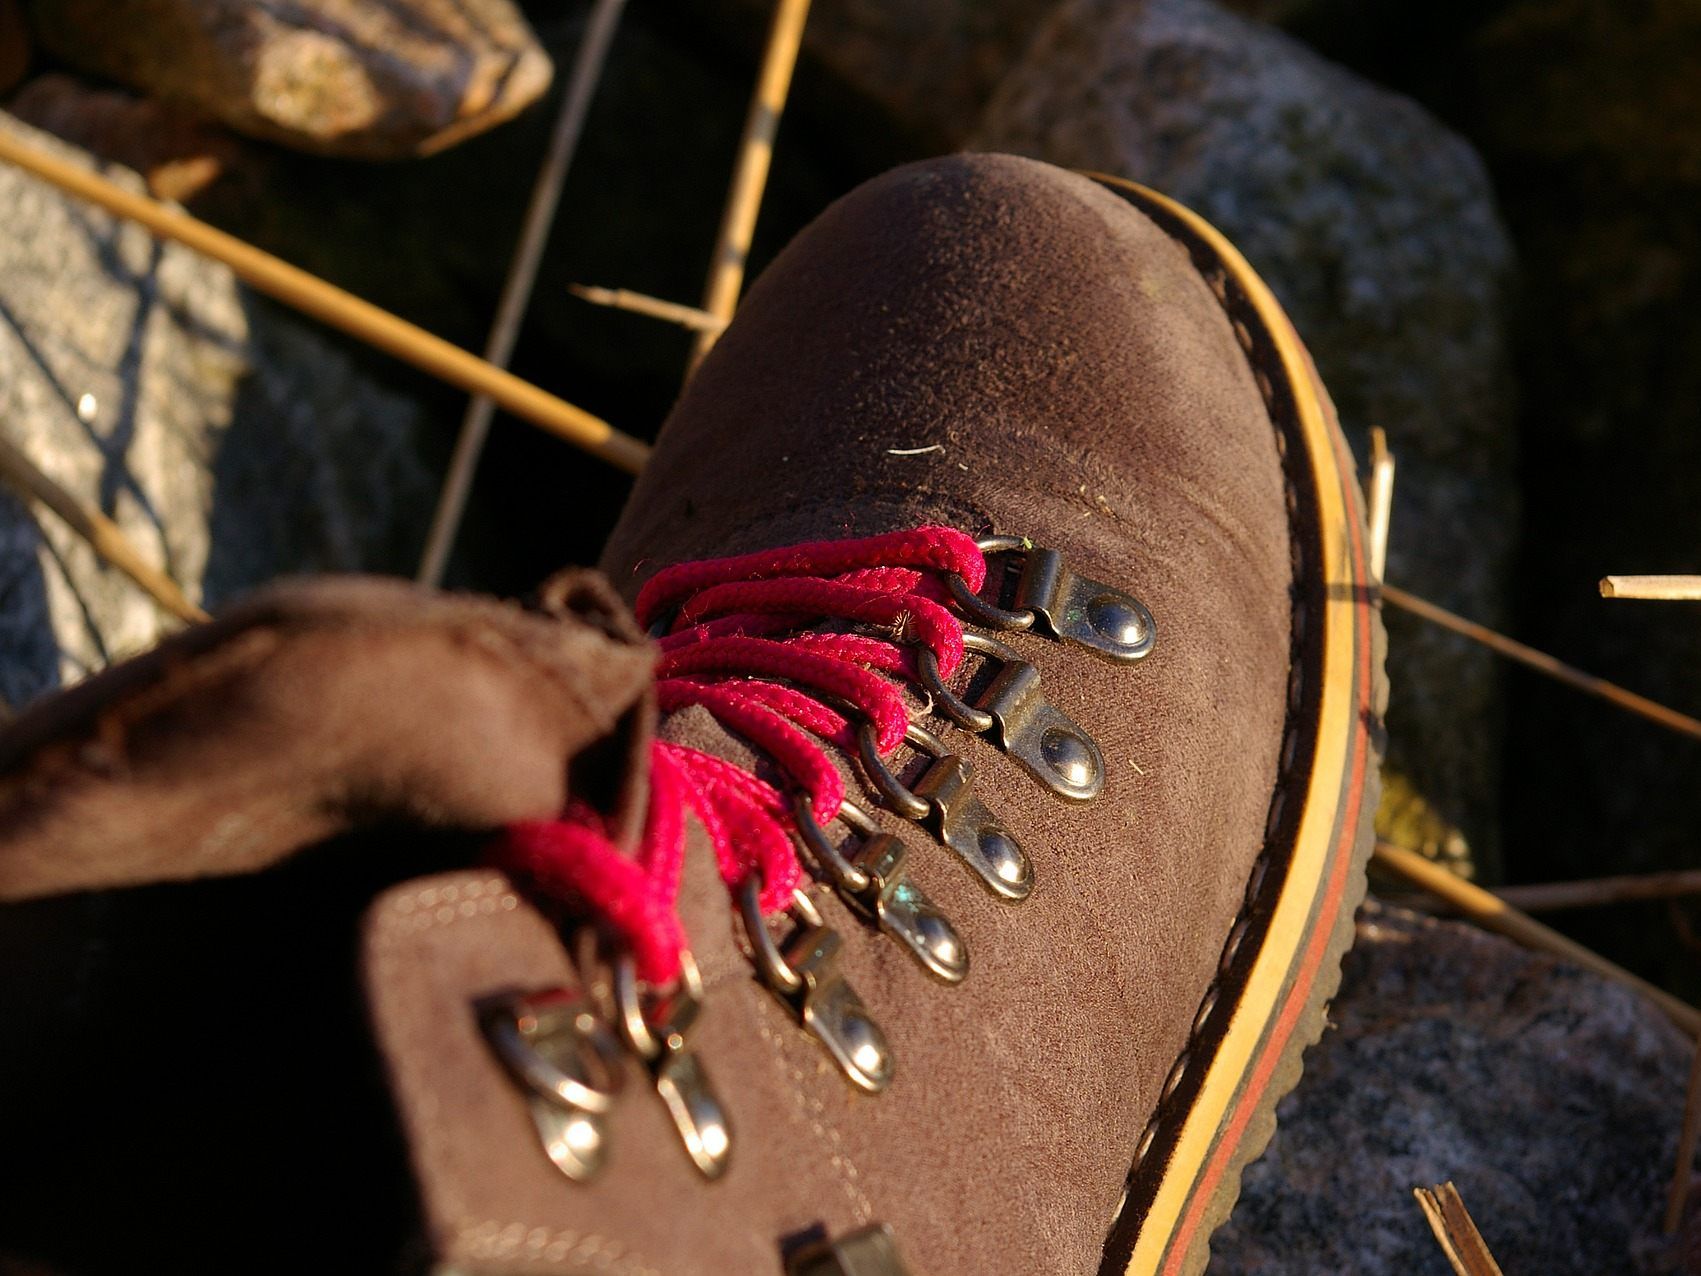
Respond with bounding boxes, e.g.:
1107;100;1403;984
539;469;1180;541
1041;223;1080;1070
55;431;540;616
980;828;1032;892
1041;726;1096;789
527;1095;608;1183
1086;592;1151;649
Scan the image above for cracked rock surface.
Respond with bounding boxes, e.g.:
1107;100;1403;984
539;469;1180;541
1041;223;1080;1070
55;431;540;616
0;112;430;709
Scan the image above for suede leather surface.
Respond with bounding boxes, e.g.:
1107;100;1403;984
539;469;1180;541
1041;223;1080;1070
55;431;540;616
0;571;655;901
386;155;1298;1276
0;572;656;1274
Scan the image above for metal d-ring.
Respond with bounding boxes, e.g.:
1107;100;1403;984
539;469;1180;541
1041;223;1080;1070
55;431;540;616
737;875;806;996
925;629;1107;803
943;534;1037;632
736;872;893;1093
612;948;705;1063
480;987;627;1115
793;792;875;895
856;718;949;822
916;645;996;734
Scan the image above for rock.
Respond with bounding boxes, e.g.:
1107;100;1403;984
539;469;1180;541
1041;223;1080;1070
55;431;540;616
8;74;240;202
698;0;1053;151
27;0;553;159
972;0;1518;874
0;111;431;710
166;4;846;594
1213;902;1694;1274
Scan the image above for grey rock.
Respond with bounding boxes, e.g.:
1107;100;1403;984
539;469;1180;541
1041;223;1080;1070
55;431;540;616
28;0;552;159
0;111;430;710
972;0;1518;873
1214;902;1693;1274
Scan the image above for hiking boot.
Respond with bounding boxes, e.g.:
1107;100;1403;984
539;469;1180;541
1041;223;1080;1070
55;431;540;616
377;153;1385;1276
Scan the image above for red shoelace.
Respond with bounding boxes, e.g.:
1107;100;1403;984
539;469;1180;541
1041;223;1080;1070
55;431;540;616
495;526;989;986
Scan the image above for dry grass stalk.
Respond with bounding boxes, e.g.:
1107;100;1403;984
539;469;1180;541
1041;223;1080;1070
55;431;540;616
1494;868;1701;913
1414;1182;1505;1276
1382;583;1701;745
0;432;206;625
417;0;630;587
1374;841;1701;1037
1367;425;1394;583
686;0;813;375
1389;868;1701;914
571;284;727;333
1667;1044;1701;1233
1601;575;1701;601
0;126;650;476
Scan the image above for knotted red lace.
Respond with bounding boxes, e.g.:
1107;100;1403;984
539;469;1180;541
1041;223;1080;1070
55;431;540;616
496;527;988;984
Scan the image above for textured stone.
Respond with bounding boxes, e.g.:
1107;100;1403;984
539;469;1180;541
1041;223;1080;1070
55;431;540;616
0;112;430;710
8;74;240;202
972;0;1518;873
701;0;1053;150
1215;902;1695;1274
165;4;845;592
27;0;552;158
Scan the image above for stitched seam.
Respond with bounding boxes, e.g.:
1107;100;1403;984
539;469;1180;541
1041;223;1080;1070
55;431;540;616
371;876;662;1276
1120;236;1315;1183
754;1002;875;1224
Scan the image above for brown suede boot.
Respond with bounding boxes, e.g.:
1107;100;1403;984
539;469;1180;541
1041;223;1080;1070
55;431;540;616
374;154;1384;1276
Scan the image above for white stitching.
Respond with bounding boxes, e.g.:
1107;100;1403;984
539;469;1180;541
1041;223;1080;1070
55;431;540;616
755;1004;874;1224
371;875;663;1276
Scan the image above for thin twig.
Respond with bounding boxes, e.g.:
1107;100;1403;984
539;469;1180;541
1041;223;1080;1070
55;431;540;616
1601;575;1701;601
1396;869;1701;914
0;432;207;624
686;0;812;376
570;284;727;333
1495;869;1701;913
0;125;649;476
416;0;630;587
1382;584;1701;745
1413;1182;1504;1276
1374;841;1701;1037
1367;425;1394;584
1669;1044;1701;1233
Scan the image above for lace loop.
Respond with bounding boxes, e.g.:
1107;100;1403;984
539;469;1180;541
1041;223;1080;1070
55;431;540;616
497;527;995;987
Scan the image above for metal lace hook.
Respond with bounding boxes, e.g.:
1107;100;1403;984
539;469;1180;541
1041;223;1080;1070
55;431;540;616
855;719;1033;901
944;533;1156;663
792;793;969;984
478;987;628;1182
920;630;1106;803
611;949;732;1180
737;874;894;1093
